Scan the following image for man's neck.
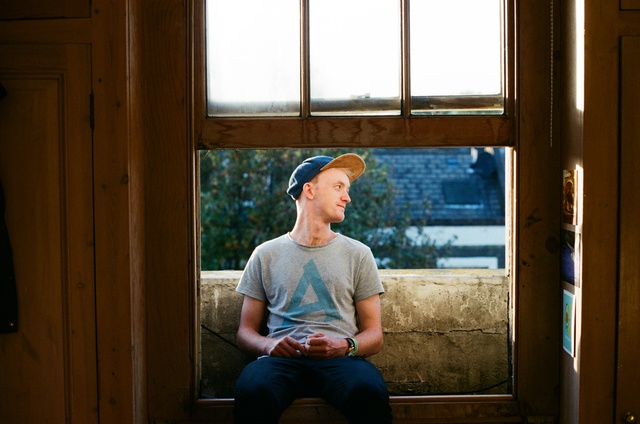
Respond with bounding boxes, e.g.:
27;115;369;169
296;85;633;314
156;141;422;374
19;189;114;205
289;224;336;247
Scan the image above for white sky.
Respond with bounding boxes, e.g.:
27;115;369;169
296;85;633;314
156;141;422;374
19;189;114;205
206;0;502;103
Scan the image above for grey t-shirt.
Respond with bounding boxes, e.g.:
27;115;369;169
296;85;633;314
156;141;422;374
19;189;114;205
236;233;383;343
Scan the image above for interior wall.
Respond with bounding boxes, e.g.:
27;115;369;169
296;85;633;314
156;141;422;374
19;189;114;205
617;35;640;422
578;0;621;420
3;0;633;422
0;43;97;423
557;0;640;422
1;0;145;422
558;0;582;422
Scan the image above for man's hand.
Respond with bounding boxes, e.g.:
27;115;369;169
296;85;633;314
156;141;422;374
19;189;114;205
304;333;349;359
268;336;308;358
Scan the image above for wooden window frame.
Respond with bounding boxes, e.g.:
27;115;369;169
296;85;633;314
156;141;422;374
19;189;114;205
144;0;560;421
194;0;513;150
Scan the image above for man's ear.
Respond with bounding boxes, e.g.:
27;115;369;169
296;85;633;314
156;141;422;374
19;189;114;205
302;182;315;199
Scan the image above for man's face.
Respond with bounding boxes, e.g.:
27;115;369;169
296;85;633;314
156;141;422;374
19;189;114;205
308;168;352;223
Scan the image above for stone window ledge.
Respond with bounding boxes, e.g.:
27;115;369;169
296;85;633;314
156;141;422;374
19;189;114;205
200;269;510;399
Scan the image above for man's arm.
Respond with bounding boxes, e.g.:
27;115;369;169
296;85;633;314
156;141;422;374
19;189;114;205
236;295;307;358
352;293;384;356
305;293;384;359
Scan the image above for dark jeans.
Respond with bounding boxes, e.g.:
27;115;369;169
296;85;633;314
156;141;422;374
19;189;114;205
234;356;392;424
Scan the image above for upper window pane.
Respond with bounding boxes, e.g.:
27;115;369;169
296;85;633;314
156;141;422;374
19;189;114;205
205;0;505;117
410;0;504;115
309;0;401;116
206;0;300;116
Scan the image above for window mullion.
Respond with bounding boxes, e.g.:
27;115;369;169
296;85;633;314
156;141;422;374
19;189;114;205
300;0;310;118
401;0;411;117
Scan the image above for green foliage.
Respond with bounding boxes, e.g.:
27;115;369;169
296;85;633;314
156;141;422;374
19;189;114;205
199;149;448;270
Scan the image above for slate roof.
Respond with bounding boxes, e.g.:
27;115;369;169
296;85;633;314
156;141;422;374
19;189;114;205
372;148;505;226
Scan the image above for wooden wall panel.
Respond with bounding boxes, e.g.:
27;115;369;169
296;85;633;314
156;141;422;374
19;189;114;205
577;0;620;421
138;0;194;418
0;44;97;424
91;0;147;421
621;0;640;10
0;0;89;20
0;75;67;423
617;36;640;423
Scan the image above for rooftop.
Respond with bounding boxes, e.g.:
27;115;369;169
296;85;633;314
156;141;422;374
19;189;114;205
372;148;506;226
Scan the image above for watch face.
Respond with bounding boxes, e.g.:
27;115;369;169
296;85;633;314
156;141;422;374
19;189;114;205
346;338;355;355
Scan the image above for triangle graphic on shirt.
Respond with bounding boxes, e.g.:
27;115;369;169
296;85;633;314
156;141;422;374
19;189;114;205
278;260;341;330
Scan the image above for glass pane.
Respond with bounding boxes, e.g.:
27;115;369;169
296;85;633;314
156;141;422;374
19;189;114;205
199;148;511;398
206;0;300;116
410;0;503;115
309;0;401;116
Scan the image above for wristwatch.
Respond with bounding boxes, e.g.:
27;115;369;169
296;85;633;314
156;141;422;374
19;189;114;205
345;337;358;356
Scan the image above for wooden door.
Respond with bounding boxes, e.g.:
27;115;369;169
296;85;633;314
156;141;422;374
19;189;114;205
0;43;97;424
617;36;640;424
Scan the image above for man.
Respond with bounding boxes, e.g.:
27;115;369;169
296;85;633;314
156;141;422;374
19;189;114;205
233;153;392;424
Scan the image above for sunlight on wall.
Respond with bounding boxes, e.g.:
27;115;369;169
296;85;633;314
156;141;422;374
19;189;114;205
575;0;584;112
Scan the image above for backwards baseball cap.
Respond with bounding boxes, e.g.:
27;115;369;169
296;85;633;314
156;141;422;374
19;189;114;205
286;153;366;200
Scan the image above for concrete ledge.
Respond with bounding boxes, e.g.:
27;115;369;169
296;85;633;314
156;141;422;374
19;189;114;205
200;269;510;398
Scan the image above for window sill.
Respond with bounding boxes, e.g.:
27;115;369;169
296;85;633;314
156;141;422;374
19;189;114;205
201;269;510;398
193;395;521;423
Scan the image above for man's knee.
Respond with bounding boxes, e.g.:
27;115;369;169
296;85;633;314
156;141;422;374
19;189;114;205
234;358;302;421
333;384;391;424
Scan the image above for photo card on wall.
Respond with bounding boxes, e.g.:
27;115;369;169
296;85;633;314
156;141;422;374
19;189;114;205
562;169;577;226
563;289;576;357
